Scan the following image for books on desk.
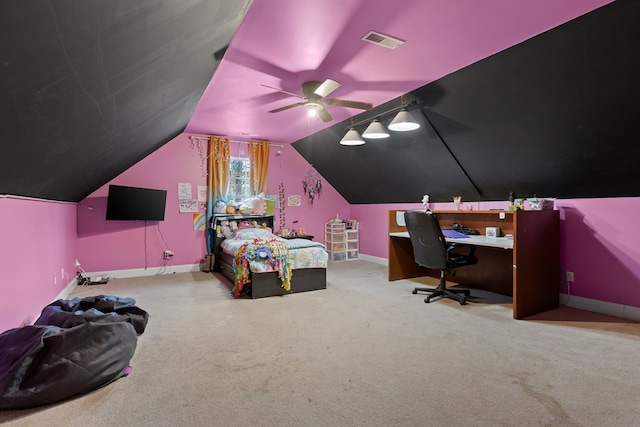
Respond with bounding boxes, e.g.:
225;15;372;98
442;229;469;239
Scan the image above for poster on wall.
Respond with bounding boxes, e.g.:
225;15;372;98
288;195;301;206
193;213;206;231
197;185;207;202
178;183;192;199
179;199;198;213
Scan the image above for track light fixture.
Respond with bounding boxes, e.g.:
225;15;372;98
338;95;420;145
388;108;420;131
362;119;390;139
339;128;365;145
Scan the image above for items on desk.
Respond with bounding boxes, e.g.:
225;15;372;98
451;222;480;235
442;229;469;239
453;195;462;210
485;226;501;238
421;194;431;211
508;191;521;211
526;197;555;210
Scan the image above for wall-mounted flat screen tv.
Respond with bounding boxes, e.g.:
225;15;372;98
106;185;167;221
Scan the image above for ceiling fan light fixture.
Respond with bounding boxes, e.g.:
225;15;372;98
304;102;323;110
304;102;323;117
340;128;365;146
362;119;390;139
388;109;420;131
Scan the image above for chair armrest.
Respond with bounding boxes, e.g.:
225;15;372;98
447;243;477;257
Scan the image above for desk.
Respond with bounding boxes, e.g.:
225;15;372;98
388;210;559;319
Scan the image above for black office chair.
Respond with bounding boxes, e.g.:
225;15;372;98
404;210;478;305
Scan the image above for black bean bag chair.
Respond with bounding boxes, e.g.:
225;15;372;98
34;295;149;335
0;321;137;409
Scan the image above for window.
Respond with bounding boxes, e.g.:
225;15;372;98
228;157;251;201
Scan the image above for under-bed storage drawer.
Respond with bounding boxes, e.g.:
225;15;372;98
219;259;235;280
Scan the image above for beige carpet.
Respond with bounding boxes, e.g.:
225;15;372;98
2;260;640;426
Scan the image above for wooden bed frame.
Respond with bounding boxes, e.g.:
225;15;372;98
209;214;326;298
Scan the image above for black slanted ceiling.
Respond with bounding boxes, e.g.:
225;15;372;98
293;0;640;204
0;0;250;202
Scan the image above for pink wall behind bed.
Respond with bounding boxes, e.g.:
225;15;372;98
76;134;349;274
265;144;350;239
74;132;640;310
77;134;209;273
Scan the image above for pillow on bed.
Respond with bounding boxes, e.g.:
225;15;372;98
233;228;275;240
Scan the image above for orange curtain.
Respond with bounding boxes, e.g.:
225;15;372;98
207;136;230;202
249;140;270;195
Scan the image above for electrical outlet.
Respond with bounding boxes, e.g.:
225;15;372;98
75;259;81;268
566;271;574;282
61;268;65;278
164;250;174;260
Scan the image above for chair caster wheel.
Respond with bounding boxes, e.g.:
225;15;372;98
412;289;418;294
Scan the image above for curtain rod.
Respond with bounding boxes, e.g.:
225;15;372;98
189;135;284;148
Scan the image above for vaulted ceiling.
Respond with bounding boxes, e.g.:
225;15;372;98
4;0;638;204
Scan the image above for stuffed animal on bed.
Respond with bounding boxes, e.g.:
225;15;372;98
220;220;239;239
225;202;240;214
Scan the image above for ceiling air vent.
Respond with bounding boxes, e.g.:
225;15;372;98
361;31;405;49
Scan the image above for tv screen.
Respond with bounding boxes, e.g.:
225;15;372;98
106;185;167;221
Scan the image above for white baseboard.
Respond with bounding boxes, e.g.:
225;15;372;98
359;254;387;266
86;263;202;280
359;257;639;322
22;277;83;326
561;293;640;322
58;260;640;322
48;264;200;308
54;276;80;301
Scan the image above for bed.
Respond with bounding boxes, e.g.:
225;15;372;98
210;215;327;298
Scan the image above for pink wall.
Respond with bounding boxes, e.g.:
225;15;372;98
265;144;350;240
77;134;209;272
0;197;77;332
555;198;640;306
76;134;350;274
3;136;639;332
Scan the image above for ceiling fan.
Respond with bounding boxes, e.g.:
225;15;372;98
262;79;373;122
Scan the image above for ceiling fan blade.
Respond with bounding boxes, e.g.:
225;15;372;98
301;81;323;99
261;84;305;99
324;98;373;110
268;102;305;113
318;106;333;123
314;78;341;98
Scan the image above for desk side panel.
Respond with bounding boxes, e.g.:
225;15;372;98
388;211;430;281
513;210;560;319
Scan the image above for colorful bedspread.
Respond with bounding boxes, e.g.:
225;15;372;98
220;228;328;297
